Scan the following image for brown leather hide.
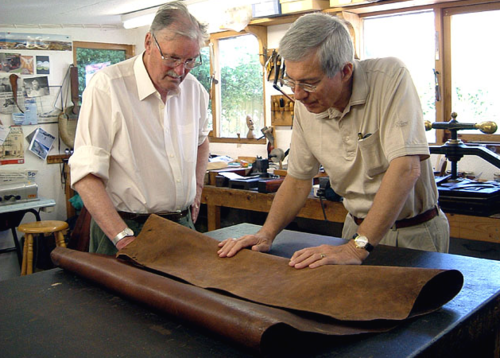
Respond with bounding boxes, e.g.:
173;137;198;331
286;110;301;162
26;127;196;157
51;214;463;352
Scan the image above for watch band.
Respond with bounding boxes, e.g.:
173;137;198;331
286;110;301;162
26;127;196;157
112;227;134;246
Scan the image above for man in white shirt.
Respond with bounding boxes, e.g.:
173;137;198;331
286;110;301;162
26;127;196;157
69;1;210;255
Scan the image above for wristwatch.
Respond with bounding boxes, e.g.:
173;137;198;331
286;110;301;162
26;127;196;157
352;233;374;252
112;227;134;246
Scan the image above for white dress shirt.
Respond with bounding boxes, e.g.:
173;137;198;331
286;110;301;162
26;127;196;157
69;53;209;213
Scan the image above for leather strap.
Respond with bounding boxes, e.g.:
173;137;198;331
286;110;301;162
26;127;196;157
352;206;439;229
118;209;189;224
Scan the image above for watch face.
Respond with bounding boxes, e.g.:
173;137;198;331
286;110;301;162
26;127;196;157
355;235;368;248
124;228;134;236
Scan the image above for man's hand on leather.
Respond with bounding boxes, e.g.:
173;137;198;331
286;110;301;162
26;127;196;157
217;232;274;258
288;240;369;268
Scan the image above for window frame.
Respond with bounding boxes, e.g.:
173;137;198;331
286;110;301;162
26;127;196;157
205;27;267;144
353;0;500;144
442;1;500;143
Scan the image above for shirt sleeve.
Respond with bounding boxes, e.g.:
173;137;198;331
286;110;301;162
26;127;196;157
197;82;210;146
379;59;430;162
287;103;321;180
68;73;113;187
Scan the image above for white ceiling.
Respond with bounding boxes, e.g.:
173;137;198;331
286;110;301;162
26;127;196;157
0;0;185;29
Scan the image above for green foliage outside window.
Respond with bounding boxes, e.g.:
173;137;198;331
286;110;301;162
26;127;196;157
189;47;212;129
190;34;264;138
219;48;263;138
75;48;127;103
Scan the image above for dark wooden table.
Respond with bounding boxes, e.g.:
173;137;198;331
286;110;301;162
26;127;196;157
1;223;499;357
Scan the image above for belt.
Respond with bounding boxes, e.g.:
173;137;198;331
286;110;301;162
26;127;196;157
351;206;439;229
118;209;189;224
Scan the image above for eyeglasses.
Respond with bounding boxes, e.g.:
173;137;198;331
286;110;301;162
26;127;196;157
152;33;202;69
278;77;322;93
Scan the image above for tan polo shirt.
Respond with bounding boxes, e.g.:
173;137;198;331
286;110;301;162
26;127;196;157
287;57;438;220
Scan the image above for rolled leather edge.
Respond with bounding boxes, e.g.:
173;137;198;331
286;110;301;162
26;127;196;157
50;247;270;352
409;269;464;317
51;247;400;353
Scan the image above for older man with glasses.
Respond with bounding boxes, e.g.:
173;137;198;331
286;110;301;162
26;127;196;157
69;1;210;255
218;12;449;267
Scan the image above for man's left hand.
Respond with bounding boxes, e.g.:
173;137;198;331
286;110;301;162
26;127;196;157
191;200;201;223
289;241;369;268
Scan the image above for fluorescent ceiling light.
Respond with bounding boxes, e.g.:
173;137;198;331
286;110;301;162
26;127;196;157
121;0;263;30
121;7;158;29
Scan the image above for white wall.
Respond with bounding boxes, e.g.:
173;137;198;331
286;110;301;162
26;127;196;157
0;27;134;250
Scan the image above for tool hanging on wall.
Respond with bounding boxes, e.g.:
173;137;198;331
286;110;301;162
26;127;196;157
265;49;276;81
58;64;79;149
271;53;294;103
9;74;24;113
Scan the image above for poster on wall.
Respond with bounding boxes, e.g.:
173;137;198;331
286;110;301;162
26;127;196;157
36;56;50;74
0;32;72;51
28;127;55;161
21;56;34;75
0;82;24;114
24;76;49;97
0;126;25;165
0;53;21;73
0;53;34;74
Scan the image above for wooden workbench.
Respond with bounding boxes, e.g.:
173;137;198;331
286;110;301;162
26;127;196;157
201;185;500;243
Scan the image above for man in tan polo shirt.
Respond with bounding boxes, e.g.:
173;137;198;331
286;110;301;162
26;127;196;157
217;12;449;268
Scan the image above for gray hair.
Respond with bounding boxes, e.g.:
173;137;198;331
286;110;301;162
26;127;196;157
150;1;209;47
279;13;354;78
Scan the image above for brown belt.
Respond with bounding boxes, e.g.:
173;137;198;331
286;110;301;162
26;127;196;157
351;206;439;229
118;209;189;224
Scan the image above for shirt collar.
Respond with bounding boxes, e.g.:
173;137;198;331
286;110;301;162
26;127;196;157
349;60;368;107
134;52;181;101
320;60;368;121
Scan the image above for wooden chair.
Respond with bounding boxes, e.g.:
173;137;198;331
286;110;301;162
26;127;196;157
18;220;68;275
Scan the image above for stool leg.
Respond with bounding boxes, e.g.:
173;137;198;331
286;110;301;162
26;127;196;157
21;235;28;276
27;234;34;275
56;231;66;248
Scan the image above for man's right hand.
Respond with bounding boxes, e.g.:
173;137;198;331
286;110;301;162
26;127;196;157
217;232;273;258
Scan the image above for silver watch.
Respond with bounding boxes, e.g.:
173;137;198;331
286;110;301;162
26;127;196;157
112;227;134;246
353;233;374;252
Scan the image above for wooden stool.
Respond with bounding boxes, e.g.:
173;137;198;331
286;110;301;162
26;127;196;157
18;220;68;275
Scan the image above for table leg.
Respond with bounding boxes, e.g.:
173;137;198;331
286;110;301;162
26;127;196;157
10;227;23;266
207;204;221;231
56;231;67;248
26;234;34;275
21;234;29;275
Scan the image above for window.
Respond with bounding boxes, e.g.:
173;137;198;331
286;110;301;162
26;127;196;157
190;31;266;142
73;42;135;104
363;11;437;143
445;5;500;141
189;46;212;129
360;2;500;144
